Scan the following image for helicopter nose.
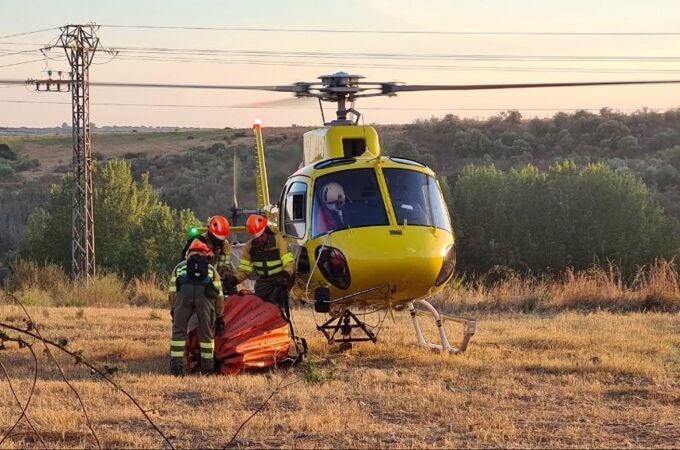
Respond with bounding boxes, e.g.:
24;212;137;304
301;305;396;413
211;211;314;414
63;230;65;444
319;227;454;304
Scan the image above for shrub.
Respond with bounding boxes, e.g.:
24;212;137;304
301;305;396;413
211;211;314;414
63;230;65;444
0;143;16;160
0;162;15;177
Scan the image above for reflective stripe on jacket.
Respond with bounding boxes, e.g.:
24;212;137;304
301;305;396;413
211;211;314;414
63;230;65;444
168;260;224;315
236;230;295;282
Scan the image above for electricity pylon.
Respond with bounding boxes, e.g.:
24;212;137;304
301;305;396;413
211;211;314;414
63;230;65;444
31;24;99;281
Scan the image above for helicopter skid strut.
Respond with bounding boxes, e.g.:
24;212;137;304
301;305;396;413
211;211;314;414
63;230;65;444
318;309;377;347
408;300;476;353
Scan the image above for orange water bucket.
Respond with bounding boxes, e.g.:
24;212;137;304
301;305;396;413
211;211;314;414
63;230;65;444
185;292;292;374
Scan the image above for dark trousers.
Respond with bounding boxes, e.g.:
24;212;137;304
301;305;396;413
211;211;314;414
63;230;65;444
170;285;216;370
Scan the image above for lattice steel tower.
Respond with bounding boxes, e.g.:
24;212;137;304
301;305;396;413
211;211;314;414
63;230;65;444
59;25;99;281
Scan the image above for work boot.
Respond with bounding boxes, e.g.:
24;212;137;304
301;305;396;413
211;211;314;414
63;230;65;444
170;358;185;377
200;357;215;375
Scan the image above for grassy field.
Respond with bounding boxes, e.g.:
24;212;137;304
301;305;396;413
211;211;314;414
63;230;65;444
0;304;678;448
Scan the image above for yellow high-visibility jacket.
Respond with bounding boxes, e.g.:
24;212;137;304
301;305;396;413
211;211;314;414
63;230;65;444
168;260;224;316
235;230;295;282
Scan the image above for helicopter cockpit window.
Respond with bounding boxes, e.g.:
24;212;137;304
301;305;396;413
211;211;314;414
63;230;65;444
383;168;452;232
283;182;307;238
312;169;388;237
342;138;366;157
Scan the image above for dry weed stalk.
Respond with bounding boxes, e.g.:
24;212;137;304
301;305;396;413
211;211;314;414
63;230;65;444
0;293;174;449
439;259;680;313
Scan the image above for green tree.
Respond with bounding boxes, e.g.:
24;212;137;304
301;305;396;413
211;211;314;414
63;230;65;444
452;162;679;275
23;159;199;276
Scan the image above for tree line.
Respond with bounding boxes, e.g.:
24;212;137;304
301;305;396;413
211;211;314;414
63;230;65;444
6;108;680;277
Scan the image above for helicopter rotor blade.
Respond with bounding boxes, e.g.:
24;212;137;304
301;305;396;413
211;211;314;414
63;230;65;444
88;81;307;93
382;79;680;93
229;96;317;108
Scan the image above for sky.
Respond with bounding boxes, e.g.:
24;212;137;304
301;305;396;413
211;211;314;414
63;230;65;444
1;0;680;128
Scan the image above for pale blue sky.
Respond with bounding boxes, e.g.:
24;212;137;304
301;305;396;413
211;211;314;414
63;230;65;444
1;0;679;127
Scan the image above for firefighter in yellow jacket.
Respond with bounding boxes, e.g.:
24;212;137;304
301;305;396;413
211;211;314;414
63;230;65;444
181;215;235;293
169;239;224;376
233;214;295;317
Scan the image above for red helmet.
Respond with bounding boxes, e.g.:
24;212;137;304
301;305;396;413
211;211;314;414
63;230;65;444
187;239;213;257
208;215;230;241
246;214;268;238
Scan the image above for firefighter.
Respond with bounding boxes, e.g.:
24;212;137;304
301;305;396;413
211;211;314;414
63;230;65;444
181;215;235;293
234;214;295;318
169;239;224;376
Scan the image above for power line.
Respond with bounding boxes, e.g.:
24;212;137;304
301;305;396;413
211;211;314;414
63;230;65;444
107;54;680;75
8;47;680;75
108;46;680;62
99;24;680;36
0;42;47;47
0;47;49;58
0;27;59;40
0;58;47;68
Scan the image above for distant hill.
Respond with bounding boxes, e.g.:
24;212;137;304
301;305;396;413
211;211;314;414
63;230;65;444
3;108;680;260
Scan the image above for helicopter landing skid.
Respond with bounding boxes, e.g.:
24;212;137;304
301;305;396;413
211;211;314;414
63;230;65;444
408;300;476;353
318;309;377;347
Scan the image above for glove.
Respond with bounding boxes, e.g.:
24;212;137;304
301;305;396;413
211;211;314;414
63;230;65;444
276;272;292;288
215;317;225;336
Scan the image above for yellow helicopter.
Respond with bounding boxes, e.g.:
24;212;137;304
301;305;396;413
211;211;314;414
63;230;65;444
182;72;680;352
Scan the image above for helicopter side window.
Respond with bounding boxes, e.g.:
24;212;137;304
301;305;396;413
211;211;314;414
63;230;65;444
312;169;388;237
283;182;307;238
383;168;452;232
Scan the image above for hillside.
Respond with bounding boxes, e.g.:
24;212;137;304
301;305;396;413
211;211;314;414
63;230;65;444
3;108;680;260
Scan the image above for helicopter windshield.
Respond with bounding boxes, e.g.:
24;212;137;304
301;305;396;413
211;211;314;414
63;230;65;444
312;169;389;237
383;168;452;231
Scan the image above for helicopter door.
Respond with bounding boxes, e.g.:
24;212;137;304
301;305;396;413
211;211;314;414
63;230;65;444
282;181;308;239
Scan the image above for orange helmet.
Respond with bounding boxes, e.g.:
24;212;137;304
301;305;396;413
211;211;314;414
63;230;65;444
208;215;230;241
246;214;268;238
187;239;213;258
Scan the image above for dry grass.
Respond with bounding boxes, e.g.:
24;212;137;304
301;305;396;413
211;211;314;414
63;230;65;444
0;304;678;448
8;259;680;314
436;259;680;314
129;273;167;308
6;261;160;308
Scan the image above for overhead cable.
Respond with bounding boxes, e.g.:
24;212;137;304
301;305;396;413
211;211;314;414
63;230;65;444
0;27;59;40
99;24;680;36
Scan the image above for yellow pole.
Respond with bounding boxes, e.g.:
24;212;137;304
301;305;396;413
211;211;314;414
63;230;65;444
252;119;270;208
